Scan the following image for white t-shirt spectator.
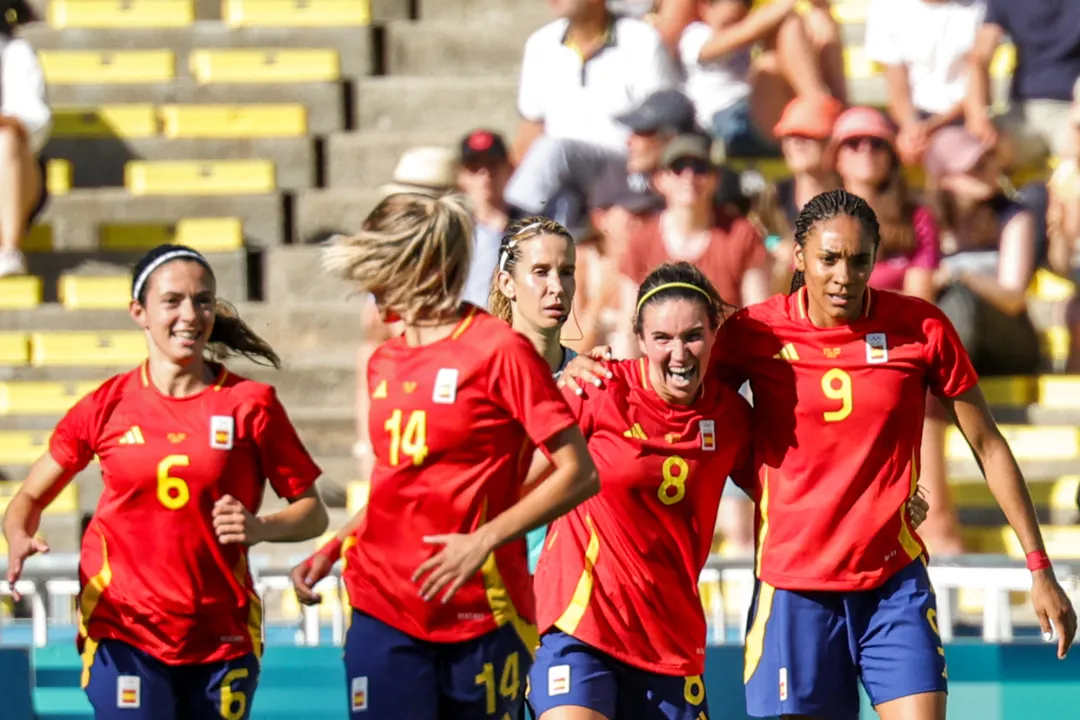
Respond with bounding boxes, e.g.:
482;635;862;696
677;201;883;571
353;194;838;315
679;21;752;127
518;16;678;152
865;0;985;116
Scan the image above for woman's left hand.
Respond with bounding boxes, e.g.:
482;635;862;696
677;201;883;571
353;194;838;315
907;492;930;530
412;530;497;603
213;495;264;545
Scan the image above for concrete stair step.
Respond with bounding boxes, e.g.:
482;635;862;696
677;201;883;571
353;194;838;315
40;190;285;248
44;137;316;191
293;188;383;242
418;0;549;22
46;81;346;134
383;19;534;76
23;23;375;79
355;75;517;135
264;245;360;304
325;129;456;189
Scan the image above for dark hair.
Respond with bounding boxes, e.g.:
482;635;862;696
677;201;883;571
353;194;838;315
632;261;732;335
132;244;281;368
790;189;881;294
488;216;575;322
0;0;35;33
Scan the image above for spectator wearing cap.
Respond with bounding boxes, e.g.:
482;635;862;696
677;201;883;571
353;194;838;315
966;0;1080;170
866;0;984;168
677;0;846;158
456;129;526;308
617;88;700;190
507;0;678;221
379;146;457;199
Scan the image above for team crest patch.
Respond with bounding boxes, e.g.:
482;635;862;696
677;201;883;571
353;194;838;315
117;675;140;709
210;415;234;450
351;676;369;711
699;420;716;452
865;333;888;364
548;664;570;696
432;368;458;405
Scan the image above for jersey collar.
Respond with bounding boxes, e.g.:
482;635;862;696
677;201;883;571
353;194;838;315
790;286;875;326
139;361;229;393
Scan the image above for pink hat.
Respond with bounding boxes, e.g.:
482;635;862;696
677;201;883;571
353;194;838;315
924;126;992;177
773;94;846;140
830;106;896;149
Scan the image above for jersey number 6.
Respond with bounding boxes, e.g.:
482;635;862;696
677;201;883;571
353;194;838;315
821;368;853;423
157;455;191;510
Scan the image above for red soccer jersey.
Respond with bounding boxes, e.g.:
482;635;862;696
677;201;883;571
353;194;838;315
713;287;978;591
344;307;577;643
534;358;751;676
50;363;321;665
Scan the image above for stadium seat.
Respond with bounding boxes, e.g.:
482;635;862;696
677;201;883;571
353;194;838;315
23;225;53;253
0;481;78;514
58;275;130;310
38;50;176;85
1029;268;1076;302
346;480;370;515
951;478;1057;510
0;430;54;465
125;160;276;195
47;159;72;195
100;218;244;252
48;0;194;28
0;332;30;365
1041;327;1070;368
0;276;43;310
222;0;371;28
990;44;1017;79
188;49;340;84
1000;525;1080;559
51;105;160;139
31;332;146;367
1036;375;1080;409
978;377;1037;407
159;104;308;138
946;425;1080;461
843;47;879;80
0;381;102;415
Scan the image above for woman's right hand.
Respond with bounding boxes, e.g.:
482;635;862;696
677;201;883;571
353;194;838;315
6;533;49;601
290;554;333;606
557;346;615;395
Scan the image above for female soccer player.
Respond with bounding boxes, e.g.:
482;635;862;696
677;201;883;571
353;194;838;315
298;193;598;720
528;262;752;720
488;216;579;573
3;243;330;720
562;190;1077;720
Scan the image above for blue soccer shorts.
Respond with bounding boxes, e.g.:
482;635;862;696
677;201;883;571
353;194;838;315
528;630;709;720
744;557;948;719
82;638;260;720
343;608;535;719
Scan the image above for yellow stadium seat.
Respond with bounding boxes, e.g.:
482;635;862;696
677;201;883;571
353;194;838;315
48;0;194;28
1000;525;1080;559
951;479;1057;509
1041;327;1070;366
0;482;78;514
828;1;869;24
1050;476;1080;516
48;159;72;195
189;49;339;84
0;276;43;309
0;333;29;365
947;425;1080;461
843;47;880;80
58;275;130;310
990;44;1017;80
125;160;276;195
51;105;159;139
1036;375;1080;409
0;381;102;415
39;50;175;85
223;0;370;27
0;430;53;465
346;480;370;515
31;332;146;367
23;225;53;253
101;218;244;252
979;376;1036;407
1030;268;1076;302
159;104;307;138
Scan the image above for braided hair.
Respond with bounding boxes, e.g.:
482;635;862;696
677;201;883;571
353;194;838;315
790;189;881;293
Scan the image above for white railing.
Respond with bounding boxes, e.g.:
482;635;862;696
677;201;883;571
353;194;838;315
1;554;1077;648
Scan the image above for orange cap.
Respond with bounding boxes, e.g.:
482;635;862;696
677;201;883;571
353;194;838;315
830;106;897;148
773;94;846;140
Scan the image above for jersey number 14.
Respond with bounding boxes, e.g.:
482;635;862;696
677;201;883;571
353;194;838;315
384;409;430;466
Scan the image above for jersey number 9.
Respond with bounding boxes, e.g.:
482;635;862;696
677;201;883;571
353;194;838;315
157;455;191;510
821;368;853;423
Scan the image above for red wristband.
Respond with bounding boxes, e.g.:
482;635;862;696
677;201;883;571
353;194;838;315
1026;550;1052;572
315;537;344;563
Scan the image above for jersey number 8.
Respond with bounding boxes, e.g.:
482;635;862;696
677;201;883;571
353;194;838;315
659;456;690;505
157;455;191;510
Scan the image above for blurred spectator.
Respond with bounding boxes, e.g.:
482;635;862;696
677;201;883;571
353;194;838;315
832;107;940;302
616;88;700;195
0;1;52;278
617;133;768;357
1047;79;1080;279
966;0;1080;169
865;0;984;166
927;126;1040;375
507;0;678;218
456;130;526;308
679;0;843;157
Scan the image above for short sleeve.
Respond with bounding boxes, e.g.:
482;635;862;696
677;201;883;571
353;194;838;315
678;22;710;66
252;389;322;500
982;0;1008;30
49;393;98;472
863;0;901;65
488;335;577;447
517;32;546;122
910;206;941;270
923;306;979;399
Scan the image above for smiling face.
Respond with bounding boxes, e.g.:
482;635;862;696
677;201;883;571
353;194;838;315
795;214;877;326
638;298;716;404
130;260;216;366
499;232;577;332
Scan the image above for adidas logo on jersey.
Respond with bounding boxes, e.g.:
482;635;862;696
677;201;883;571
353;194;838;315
773;343;800;361
118;426;145;445
623;423;647;440
372;380;387;400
